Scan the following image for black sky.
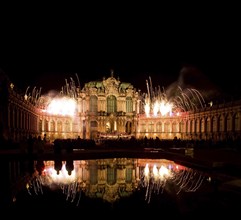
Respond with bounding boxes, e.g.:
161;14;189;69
1;4;240;98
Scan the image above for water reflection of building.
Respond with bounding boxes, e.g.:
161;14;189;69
25;158;200;204
40;158;139;203
1;69;241;143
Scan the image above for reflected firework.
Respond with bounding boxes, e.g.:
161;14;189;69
23;158;209;206
139;161;206;203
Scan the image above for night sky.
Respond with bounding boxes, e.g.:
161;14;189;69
1;5;240;98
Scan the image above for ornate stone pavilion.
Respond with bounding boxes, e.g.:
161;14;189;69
1;69;241;144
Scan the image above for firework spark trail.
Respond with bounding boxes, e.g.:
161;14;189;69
36;176;43;194
75;189;82;206
75;73;81;90
179;170;193;189
33;180;38;195
174;169;188;186
70;182;78;202
183;171;198;192
186;173;205;192
26;183;32;195
191;89;206;108
143;77;207;115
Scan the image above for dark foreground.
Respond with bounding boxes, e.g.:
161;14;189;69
7;179;241;218
1;147;241;218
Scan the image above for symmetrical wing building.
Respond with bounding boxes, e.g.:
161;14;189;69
1;70;241;145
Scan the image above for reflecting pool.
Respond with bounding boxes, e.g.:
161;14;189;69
0;156;240;218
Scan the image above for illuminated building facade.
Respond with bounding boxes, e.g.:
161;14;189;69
37;71;140;142
136;100;241;142
1;70;241;144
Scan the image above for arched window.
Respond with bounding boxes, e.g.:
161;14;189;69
39;120;42;132
180;121;184;133
45;119;49;132
156;122;162;132
201;118;205;133
191;120;195;133
213;116;218;132
227;114;232;132
107;95;117;113
89;95;98;113
89;164;98;185
50;120;55;132
126;97;133;113
65;120;70;132
140;123;146;132
172;122;177;133
148;121;154;132
164;122;170;133
126;168;133;183
206;117;211;132
196;119;200;133
219;116;224;132
107;167;116;185
234;113;240;131
57;120;62;132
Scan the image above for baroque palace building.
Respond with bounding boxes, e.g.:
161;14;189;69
1;69;241;145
